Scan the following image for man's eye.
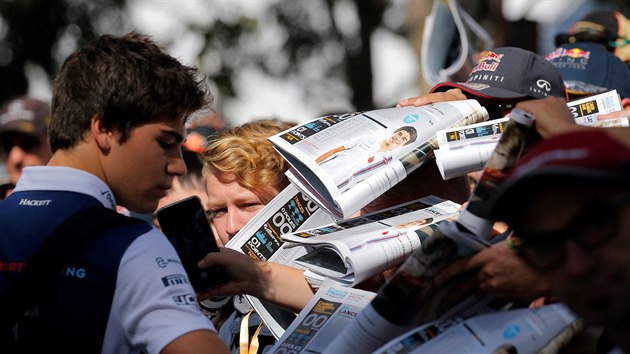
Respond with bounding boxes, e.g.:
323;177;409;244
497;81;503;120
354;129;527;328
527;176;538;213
209;209;227;218
242;203;264;211
158;140;175;149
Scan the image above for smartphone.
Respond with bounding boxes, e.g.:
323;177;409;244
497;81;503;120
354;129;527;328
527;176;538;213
156;195;229;292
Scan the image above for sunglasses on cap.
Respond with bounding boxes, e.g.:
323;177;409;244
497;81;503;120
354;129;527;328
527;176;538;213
0;133;41;154
555;30;630;50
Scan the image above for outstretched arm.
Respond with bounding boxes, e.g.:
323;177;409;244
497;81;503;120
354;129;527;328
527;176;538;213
517;96;630;148
397;88;467;107
434;239;551;304
197;248;315;313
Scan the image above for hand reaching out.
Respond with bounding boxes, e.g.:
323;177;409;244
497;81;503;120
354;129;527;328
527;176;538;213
197;247;314;312
434;239;551;304
397;88;467;107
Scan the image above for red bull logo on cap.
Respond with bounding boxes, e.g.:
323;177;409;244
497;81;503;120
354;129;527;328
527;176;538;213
471;51;504;74
545;47;591;61
479;51;504;62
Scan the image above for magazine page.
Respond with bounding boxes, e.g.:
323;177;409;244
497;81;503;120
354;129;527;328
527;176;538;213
421;0;494;86
436;117;508;149
224;184;336;339
271;99;488;219
566;89;622;125
285;199;461;286
269;281;376;354
373;304;581;354
434;117;508;179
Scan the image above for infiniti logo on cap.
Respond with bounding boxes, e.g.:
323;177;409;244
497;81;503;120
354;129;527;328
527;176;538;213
537;80;552;92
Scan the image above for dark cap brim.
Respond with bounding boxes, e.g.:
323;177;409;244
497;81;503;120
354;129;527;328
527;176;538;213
430;82;528;101
485;166;630;223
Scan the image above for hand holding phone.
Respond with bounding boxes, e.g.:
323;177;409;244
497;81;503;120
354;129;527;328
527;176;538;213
156;196;229;292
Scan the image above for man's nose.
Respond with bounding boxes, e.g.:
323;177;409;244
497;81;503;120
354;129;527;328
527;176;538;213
167;151;187;176
225;210;245;238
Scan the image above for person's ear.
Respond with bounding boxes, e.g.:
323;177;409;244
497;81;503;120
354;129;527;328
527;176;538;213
91;114;113;151
621;97;630;110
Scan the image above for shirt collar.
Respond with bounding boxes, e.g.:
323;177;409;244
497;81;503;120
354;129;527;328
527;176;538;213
13;166;117;210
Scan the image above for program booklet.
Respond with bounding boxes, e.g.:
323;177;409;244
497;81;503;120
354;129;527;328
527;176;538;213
373;304;582;354
268;281;377;354
268;100;488;220
433;90;629;180
272;281;519;354
282;196;461;286
224;184;335;339
434;117;508;180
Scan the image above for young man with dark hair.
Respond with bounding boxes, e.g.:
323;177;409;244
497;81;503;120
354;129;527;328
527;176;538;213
0;33;230;353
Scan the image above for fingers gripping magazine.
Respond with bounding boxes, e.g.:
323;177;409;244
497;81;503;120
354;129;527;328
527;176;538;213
268;100;488;220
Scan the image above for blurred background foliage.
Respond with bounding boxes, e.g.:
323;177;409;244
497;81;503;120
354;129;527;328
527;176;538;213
0;0;627;124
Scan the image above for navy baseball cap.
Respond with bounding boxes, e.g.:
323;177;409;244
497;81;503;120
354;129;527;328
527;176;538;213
0;96;50;144
545;42;630;98
555;11;630;64
430;47;567;101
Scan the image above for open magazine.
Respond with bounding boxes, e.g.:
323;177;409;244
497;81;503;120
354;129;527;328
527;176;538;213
434;117;508;180
374;304;582;354
268;99;488;220
223;184;335;339
433;90;629;180
269;282;377;354
282;197;461;286
421;0;494;86
325;109;537;353
273;283;581;354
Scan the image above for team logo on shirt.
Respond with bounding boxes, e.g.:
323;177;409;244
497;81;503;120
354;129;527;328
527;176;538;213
173;293;197;306
155;256;182;268
161;274;189;287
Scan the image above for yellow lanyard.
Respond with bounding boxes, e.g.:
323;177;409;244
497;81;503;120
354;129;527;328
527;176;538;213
239;310;264;354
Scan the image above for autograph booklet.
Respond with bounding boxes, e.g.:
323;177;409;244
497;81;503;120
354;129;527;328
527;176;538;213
282;196;461;286
433;89;628;180
374;304;581;354
268;100;488;220
224;184;335;339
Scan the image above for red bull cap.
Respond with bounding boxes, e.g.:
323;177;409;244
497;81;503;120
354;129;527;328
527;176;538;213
430;47;567;102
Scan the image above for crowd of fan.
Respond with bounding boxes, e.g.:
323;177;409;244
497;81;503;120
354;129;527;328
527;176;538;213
0;9;629;354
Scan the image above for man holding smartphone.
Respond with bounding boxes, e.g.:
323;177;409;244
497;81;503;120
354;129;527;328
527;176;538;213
0;33;230;353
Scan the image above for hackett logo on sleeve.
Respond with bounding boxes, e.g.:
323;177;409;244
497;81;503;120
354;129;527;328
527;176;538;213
18;198;52;206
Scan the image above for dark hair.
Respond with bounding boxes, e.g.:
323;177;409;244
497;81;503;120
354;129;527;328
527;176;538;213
395;126;418;145
49;32;213;152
